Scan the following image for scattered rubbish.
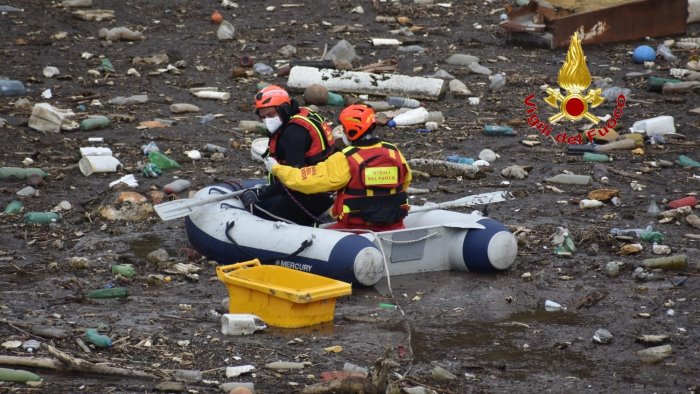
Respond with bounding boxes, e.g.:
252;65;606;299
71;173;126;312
632;45;656;64
149;151;181;170
407;158;481;179
322;39;358;65
579;199;603;209
544;174;592;185
0;167;48;180
448;79;471;96
544;299;564;312
0;367;42;383
605;261;620;277
431;365;457;380
4;200;23;214
192;90;230;100
483;124;516;136
489;73;506;91
265;361;307;370
677;155;700;168
28;103;73;133
24;212;61;224
87;287;128;299
221;314;267;336
108;94;149;106
80;116;110;131
111;264;135;277
551;227;575;257
668;196;698;209
642;255;687;271
582;152;611;163
79;155;122;176
637;345;672;364
379;303;398;310
501;165;528;179
446;53;479;66
71;9;115;21
592;328;613;344
21;339;41;352
98;26;143;42
170;103;200;113
225;365;256;378
85;328;112;348
636;335;669;345
446;155;474;165
173;369;202;382
629;115;675;136
0;80;26;97
17;186;39;198
164;179;191;194
387;107;429;127
217;20;235;40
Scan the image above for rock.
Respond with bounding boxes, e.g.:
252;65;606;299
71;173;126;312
304;84;329;105
686;214;700;229
278;44;296;58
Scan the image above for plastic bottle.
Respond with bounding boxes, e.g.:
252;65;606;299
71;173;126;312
164;179;191;194
174;370;202;382
148;151;181;170
567;144;598;154
24;212;61;224
489;73;506;91
87;287;128;299
656;44;678;62
640;230;664;244
221;314;267;336
605;261;620;277
629;116;675;136
111;264;135;277
592;164;609;183
323;40;358;64
544;174;593;185
483;125;516;136
80;116;110;131
142;163;162;177
677;155;700;168
0;80;26;96
595;139;636;152
21;339;41;353
379;303;398;310
142;141;160;155
386;107;429;127
326;91;345;106
199;113;216;125
579;199;603;209
386;96;421;109
252;63;274;75
239;120;267;134
204;143;227;153
343;363;368;376
445;155;475;165
601;86;631;101
583;153;611;163
647;197;660;216
85;328;112;347
4;200;23;214
668;196;698;209
610;225;653;238
0;167;48;180
647;77;681;92
426;111;445;125
0;367;42;382
642;255;687;270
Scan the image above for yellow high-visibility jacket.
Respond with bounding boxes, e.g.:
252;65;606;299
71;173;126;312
271;143;412;196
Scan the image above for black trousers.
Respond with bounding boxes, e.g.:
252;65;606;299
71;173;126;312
253;190;333;226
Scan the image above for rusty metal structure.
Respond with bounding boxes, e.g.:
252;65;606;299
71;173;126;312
500;0;689;49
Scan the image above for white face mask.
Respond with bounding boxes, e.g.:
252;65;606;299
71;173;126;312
341;133;350;146
264;116;283;134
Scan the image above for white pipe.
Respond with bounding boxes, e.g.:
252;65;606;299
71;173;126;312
689;0;700;23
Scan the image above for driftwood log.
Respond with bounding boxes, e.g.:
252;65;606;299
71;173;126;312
0;344;157;380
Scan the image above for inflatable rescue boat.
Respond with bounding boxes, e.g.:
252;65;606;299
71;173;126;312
185;183;517;286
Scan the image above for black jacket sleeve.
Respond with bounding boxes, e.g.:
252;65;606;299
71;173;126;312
261;123;310;199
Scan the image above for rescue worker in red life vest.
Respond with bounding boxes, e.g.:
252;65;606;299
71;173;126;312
264;104;412;232
240;85;335;226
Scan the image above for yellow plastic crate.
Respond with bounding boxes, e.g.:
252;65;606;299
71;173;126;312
216;259;352;328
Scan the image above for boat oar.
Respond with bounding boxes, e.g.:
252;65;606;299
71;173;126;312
318;191;513;228
154;189;250;221
408;191;513;214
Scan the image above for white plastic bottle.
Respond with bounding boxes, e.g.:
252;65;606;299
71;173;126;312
629;115;675;136
386;107;429;127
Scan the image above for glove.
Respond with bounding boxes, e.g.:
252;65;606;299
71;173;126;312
240;189;262;209
263;156;278;173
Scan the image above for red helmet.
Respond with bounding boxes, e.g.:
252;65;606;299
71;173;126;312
339;104;376;141
254;85;291;109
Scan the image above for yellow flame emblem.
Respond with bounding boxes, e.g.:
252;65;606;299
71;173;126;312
544;32;604;124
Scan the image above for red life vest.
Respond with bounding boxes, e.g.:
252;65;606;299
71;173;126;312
268;107;335;165
333;142;409;226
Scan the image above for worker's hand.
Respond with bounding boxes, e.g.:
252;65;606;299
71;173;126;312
263;156;278;173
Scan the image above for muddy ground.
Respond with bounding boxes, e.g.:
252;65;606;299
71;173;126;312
1;0;699;393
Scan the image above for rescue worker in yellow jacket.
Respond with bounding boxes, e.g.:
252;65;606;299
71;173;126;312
263;104;412;232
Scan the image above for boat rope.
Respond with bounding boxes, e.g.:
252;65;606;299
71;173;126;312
224;220;313;264
280;184;327;225
333;229;415;375
378;230;440;244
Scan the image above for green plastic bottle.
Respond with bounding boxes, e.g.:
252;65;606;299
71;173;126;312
85;328;112;347
24;212;61;224
326;91;345;106
483;125;516;136
677;155;700;168
111;264;135;277
100;58;115;72
640;231;664;244
148;151;181;170
0;367;42;382
582;152;612;163
4;200;22;214
646;76;680;93
80;116;110;131
87;287;128;299
0;167;48;180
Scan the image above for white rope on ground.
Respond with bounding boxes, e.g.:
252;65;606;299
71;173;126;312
334;228;415;376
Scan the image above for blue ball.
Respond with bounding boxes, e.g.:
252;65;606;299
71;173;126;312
632;45;656;64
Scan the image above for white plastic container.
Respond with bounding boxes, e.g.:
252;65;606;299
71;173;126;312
371;38;401;46
544;300;563;312
28;103;67;133
250;137;269;162
78;156;122;176
387;107;429;127
221;313;267;336
629;115;675;136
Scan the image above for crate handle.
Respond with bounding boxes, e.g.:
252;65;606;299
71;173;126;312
218;259;261;274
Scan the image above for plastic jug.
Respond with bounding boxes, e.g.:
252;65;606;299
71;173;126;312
0;80;26;96
630;116;675;136
221;314;267;336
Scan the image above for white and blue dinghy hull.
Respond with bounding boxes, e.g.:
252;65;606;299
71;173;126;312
185;184;517;286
